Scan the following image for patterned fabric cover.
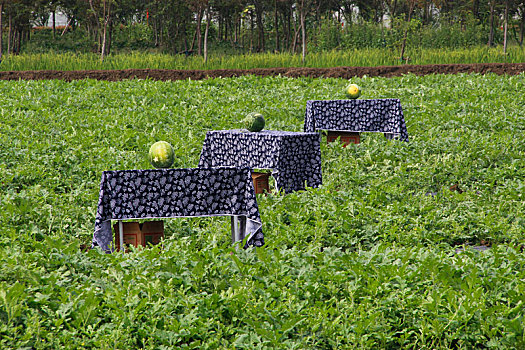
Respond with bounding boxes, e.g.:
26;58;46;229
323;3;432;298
92;167;264;252
198;130;322;193
304;99;409;142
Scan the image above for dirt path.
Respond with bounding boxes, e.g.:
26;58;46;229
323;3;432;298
0;62;523;81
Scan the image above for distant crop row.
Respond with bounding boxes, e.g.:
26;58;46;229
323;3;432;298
1;46;525;71
1;73;524;348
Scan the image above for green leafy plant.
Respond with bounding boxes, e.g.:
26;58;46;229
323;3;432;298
1;73;525;348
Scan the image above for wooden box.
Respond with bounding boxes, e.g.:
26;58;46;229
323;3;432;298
251;171;271;194
113;221;164;251
113;221;142;251
326;131;360;146
141;221;165;246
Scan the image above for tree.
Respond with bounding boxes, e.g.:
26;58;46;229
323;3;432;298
503;0;509;53
191;0;205;55
204;0;211;61
296;0;314;63
518;1;525;45
3;0;34;55
384;0;399;26
399;0;416;62
503;0;525;47
251;0;266;51
57;0;90;31
354;0;384;22
88;0;118;60
274;0;279;51
487;0;498;46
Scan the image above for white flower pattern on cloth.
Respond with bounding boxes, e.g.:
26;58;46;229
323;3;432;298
92;167;264;252
304;99;409;142
198;130;322;194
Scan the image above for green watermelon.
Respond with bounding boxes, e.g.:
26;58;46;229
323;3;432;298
243;112;265;132
345;83;361;99
148;141;175;168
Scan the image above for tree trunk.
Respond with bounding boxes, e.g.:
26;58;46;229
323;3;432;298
255;2;264;51
153;12;160;47
488;1;495;46
250;14;254;52
422;1;430;25
380;2;386;46
274;0;279;52
519;6;525;46
101;25;107;60
52;10;56;37
15;28;21;54
100;0;112;61
224;15;228;42
283;9;291;51
234;15;239;44
0;3;3;62
299;0;306;63
291;13;299;53
107;17;113;55
224;15;227;42
228;18;234;46
315;1;321;34
240;16;244;48
196;6;203;56
7;10;11;55
289;5;295;52
472;0;480;20
159;19;164;48
387;0;398;28
89;0;103;55
218;12;222;41
190;22;198;51
503;0;509;54
399;0;415;62
204;5;210;63
181;18;189;52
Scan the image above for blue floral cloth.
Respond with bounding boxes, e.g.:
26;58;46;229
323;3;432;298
304;99;409;142
92;167;264;252
198;130;322;193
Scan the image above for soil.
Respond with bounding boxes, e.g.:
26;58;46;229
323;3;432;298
1;62;524;81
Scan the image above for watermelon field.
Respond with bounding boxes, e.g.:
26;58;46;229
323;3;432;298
1;72;525;348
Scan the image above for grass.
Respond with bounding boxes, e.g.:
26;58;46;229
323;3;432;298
1;73;525;348
1;45;524;71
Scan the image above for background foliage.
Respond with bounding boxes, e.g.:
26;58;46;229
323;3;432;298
1;0;524;58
